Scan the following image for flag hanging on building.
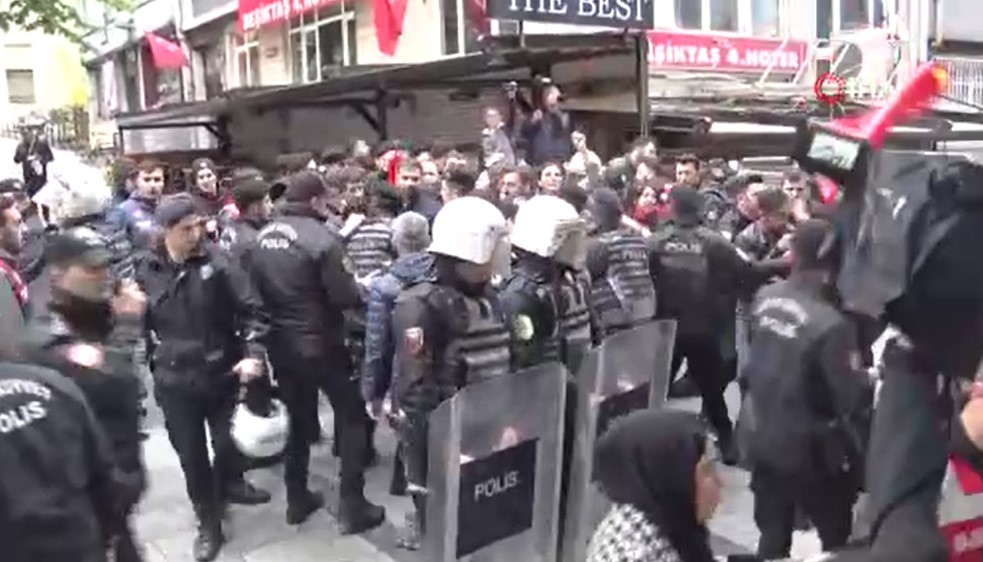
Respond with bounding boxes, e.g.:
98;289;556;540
372;0;408;56
145;33;188;70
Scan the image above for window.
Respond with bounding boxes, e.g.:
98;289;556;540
289;3;356;84
6;69;35;104
829;0;886;34
441;0;482;56
673;0;766;34
751;0;781;36
231;31;260;88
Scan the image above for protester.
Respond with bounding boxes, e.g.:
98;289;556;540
588;409;720;562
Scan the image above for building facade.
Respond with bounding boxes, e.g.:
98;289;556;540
0;27;88;124
81;0;977;156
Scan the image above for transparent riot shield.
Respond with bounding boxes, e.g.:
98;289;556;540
561;320;677;562
425;362;568;562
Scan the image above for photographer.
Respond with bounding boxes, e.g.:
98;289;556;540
13;122;53;198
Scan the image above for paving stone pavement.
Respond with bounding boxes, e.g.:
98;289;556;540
135;384;824;561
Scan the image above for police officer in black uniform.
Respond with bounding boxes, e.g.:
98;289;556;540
649;186;780;464
0;360;120;562
584;188;656;341
391;196;512;549
218;177;274;262
244;172;385;534
135;194;271;562
21;231;148;562
743;219;870;560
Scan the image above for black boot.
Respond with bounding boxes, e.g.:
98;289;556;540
339;495;385;535
224;479;272;505
192;505;223;562
286;490;325;525
718;432;738;467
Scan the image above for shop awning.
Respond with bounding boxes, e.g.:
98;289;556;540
230;41;635;111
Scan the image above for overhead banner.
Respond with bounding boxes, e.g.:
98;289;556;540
239;0;339;31
648;31;808;74
485;0;654;30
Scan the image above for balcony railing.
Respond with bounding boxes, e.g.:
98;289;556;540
933;55;983;110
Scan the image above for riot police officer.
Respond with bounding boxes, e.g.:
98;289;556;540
742;219;870;559
22;231;147;561
245;171;385;534
649;186;774;464
391;196;512;549
584;188;656;341
501;194;591;372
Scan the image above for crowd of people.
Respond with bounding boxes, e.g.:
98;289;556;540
0;84;982;562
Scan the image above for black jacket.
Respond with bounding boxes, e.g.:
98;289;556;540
220;216;266;264
245;203;360;359
135;244;268;392
0;361;119;562
744;276;871;480
22;312;145;509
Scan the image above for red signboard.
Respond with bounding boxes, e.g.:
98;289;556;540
238;0;338;31
647;31;809;74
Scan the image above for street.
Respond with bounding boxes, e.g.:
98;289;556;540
135;385;824;561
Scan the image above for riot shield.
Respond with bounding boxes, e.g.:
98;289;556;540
425;362;568;562
561;320;677;562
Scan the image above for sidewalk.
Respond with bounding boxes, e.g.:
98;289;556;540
134;390;822;561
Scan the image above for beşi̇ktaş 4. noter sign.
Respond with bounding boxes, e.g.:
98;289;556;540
485;0;654;29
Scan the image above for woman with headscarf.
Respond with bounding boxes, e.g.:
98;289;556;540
587;409;722;562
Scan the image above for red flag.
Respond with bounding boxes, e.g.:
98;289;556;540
145;33;188;70
372;0;408;56
466;0;490;34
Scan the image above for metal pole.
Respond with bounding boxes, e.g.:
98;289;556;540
635;32;650;138
518;21;526;49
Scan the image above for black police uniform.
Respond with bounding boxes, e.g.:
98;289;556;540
585;227;656;340
245;201;380;527
0;361;120;562
649;219;755;452
391;268;512;536
219;215;267;264
135;244;269;524
744;276;870;559
24;310;145;562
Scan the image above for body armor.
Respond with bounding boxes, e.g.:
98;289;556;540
590;230;656;333
650;225;711;334
344;219;395;277
454;293;512;386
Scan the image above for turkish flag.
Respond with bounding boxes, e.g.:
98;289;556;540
145;32;188;70
465;0;490;34
372;0;408;56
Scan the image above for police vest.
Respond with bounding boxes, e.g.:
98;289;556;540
556;272;592;374
454;293;512;386
345;219;395;277
651;226;710;319
939;457;983;562
590;230;655;332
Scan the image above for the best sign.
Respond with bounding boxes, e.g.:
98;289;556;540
486;0;654;29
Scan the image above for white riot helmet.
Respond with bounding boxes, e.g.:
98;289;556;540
429;195;510;272
231;399;289;458
510;195;588;270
